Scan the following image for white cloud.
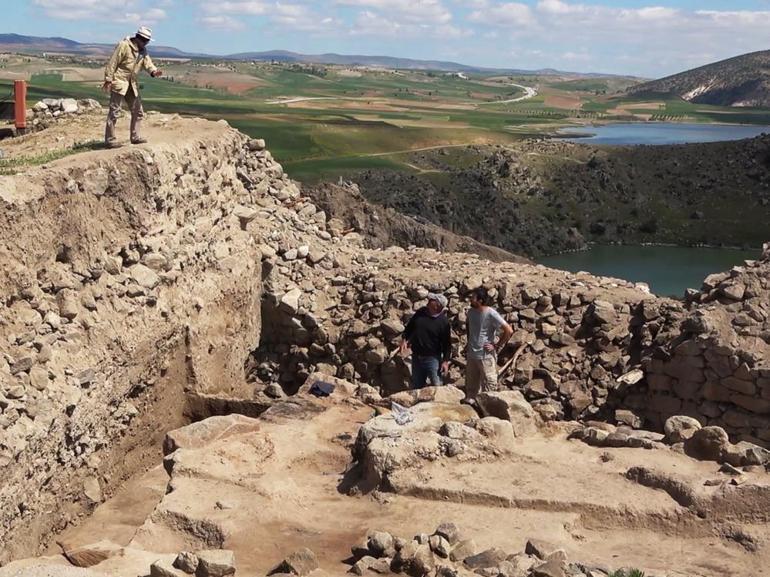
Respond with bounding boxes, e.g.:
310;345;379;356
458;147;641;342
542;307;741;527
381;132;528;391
338;0;452;24
32;0;166;23
198;15;246;31
470;2;534;26
467;1;770;74
211;1;269;15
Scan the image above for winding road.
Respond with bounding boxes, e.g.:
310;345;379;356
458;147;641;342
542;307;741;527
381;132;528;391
477;82;538;105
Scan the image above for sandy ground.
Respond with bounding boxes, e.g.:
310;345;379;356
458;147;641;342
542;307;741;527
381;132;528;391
1;112;230;161
26;393;770;577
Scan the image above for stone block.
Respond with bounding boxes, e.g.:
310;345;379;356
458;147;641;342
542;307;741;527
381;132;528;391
701;382;732;403
152;560;188;577
647;394;682;415
615;409;642;429
730;394;770;414
663;358;705;382
476;391;539;436
196;550;235;577
646;373;672;392
268;548;316;576
434;521;462;545
674;339;702;356
449;539;476;562
464;547;507;569
673;379;701;400
721;376;756;396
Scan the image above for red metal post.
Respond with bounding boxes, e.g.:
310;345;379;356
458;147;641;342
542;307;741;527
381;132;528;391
14;80;27;130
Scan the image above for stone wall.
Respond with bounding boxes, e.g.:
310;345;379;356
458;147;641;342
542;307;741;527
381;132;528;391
625;247;770;446
249;232;770;447
0;119;272;561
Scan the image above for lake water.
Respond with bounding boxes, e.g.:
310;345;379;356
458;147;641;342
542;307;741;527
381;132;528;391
539;245;760;297
557;123;770;145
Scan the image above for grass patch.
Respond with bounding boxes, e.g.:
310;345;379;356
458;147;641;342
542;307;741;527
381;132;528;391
610;570;645;577
0;140;102;174
283;154;410;183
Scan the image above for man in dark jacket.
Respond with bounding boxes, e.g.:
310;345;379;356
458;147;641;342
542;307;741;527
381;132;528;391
399;293;451;389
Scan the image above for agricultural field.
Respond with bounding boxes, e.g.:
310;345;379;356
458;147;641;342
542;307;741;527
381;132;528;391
3;53;770;181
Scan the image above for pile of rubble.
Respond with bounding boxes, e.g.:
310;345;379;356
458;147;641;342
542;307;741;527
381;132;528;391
347;524;626;577
151;550;235;577
571;413;770;469
27;98;101;129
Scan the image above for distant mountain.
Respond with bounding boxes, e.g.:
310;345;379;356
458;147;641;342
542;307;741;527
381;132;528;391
627;50;770;107
228;50;484;72
0;33;614;76
0;33;205;59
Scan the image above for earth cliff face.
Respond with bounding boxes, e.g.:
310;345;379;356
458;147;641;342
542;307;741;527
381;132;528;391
0;115;769;576
351;136;770;257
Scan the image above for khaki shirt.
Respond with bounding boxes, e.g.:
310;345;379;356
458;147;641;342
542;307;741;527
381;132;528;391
104;37;158;96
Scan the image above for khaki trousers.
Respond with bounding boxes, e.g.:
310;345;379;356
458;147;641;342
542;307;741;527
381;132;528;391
105;87;144;144
465;355;498;400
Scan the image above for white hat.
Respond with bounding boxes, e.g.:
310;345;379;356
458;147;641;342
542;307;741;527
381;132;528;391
136;26;153;41
427;293;448;308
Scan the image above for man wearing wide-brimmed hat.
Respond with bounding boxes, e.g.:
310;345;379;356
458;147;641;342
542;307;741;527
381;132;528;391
102;26;163;148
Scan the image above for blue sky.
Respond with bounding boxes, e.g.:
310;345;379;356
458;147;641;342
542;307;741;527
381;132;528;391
6;1;770;76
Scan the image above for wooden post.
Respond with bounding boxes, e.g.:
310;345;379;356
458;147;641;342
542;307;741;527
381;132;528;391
14;80;27;131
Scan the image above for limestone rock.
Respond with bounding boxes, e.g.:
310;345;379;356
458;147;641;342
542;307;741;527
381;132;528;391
163;415;261;456
463;547;507;570
434;521;462;545
268;548;317;576
525;539;560;560
152;560;189;577
664;415;702;444
280;288;302;315
130;264;160;289
196;550;235;577
684;426;730;461
368;531;395;557
476;390;538;436
449;539;476;562
174;552;199;574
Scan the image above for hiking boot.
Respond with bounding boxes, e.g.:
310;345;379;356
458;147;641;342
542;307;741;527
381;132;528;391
130;137;148;145
104;140;122;149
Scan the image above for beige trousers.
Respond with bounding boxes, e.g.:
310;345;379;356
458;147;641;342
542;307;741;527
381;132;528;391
105;87;144;143
465;355;498;399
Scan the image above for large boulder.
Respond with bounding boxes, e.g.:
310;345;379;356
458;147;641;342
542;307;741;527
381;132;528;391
388;386;465;408
163;414;261;456
196;550;235;577
268;548;317;576
684;426;730;461
664;415;702;444
476;390;539;436
61;98;79;113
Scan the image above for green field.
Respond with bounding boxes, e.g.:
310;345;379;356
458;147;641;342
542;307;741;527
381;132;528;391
3;57;770;182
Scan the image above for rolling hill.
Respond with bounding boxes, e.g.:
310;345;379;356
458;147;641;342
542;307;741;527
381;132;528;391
0;33;612;76
627;50;770;107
